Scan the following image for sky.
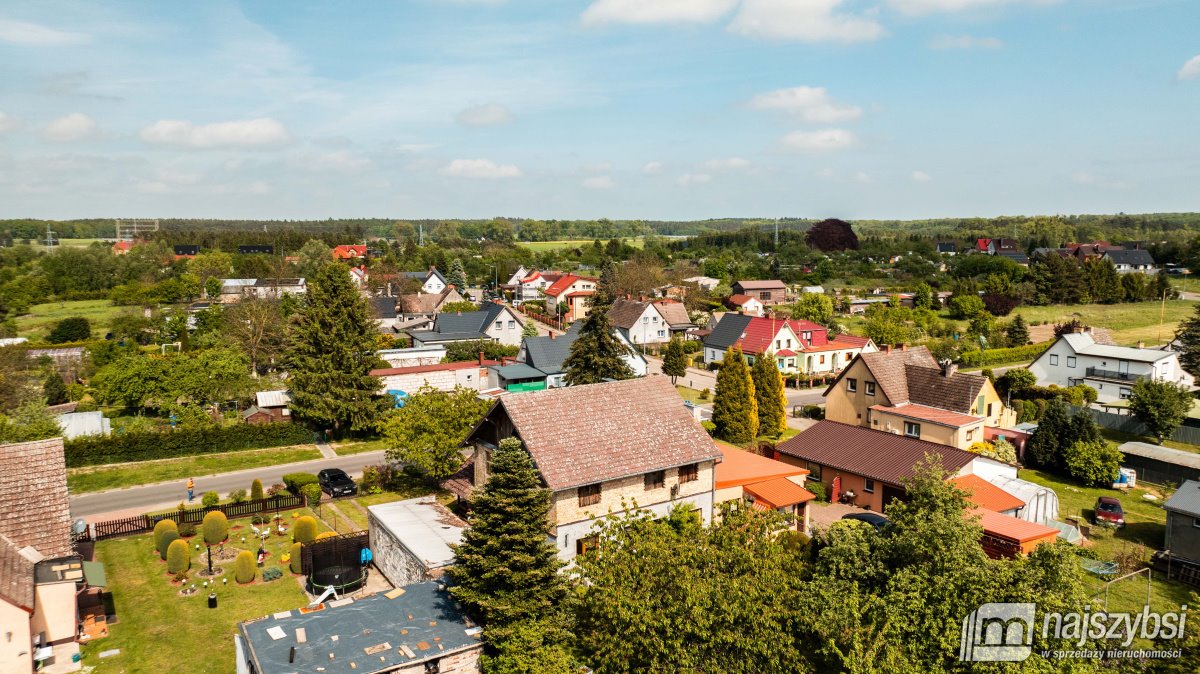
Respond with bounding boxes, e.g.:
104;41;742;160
0;0;1198;222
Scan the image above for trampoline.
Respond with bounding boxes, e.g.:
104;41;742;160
303;532;370;594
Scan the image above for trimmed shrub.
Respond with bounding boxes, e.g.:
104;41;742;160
300;483;322;506
700;420;716;436
153;519;178;557
801;404;825;420
262;567;282;582
806;482;828;503
48;317;91;344
201;491;219;507
158;531;179;561
293;516;318;544
63;422;312;468
699;388;710;401
315;531;337;541
202;511;229;545
228;489;248;504
289;542;303;574
957;342;1050;368
177;522;196;538
166;539;190;574
233;550;256;584
282;472;319;494
250;479;264;502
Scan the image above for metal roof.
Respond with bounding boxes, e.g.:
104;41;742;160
1163;480;1200;517
367;497;465;571
489;363;546;380
256;390;293;408
1118;441;1200;471
1061;333;1174;363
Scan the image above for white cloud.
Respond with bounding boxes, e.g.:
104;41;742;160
1071;171;1096;185
888;0;1057;15
455;103;514;127
292;150;372;173
1179;55;1200;81
139;118;292;149
929;34;1004;49
747;86;862;123
911;170;932;183
703;157;751;170
0;112;22;132
854;171;873;184
676;173;712;186
642;161;664;174
440;158;522;179
816;168;836;178
582;0;738;26
729;0;886;43
0;18;90;46
781;128;858;152
583;175;616;189
41;113;97;142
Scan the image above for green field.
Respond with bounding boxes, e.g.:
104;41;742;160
14;299;128;340
56;238;110;247
1009;300;1196;347
517;237;645;252
67;446;323;494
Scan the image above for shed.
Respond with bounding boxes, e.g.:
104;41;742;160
367;497;466;588
488;363;548;392
1164;480;1200;564
1117;441;1200;486
56;411;111;440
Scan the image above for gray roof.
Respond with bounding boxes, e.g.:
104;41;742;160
1118;441;1200;471
936;242;957;252
370;296;397;319
520;332;579;375
1103;249;1156;266
367;497;465;571
1060;332;1175;364
256;390;293;408
1163;480;1200;517
490;363;547;381
409;303;511;343
238;583;480;674
703;313;753;351
402;269;448;284
997;251;1029;264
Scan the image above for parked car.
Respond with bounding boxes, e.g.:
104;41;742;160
317;468;358;497
841;512;889;532
1094;497;1125;528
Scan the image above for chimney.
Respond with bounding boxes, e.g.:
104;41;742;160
550;332;556;340
884;344;892;354
942;361;958;378
478;351;484;365
900;344;907;351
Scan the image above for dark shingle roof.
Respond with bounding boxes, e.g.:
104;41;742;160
936;242;957;253
608;299;653;330
703;313;753;351
370;296;397;319
997;251;1029;264
904;364;987;414
1103;249;1155;267
776;420;977;487
521;332;579;374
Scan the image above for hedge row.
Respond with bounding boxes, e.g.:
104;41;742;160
958;342;1050;368
64;422;313;467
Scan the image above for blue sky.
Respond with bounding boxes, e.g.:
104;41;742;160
0;0;1197;221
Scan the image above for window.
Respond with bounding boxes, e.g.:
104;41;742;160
1120;387;1132;400
1193;517;1200;529
966;429;975;441
776;339;782;349
986;403;993;417
576;535;598;556
652;316;658;323
679;463;699;483
578;483;601;507
864;479;875;494
644;470;665;490
807;463;822;481
760;291;770;300
508;320;515;329
820;355;826;364
1050;354;1059;366
865;381;876;396
425;660;441;674
847;378;857;392
1067;356;1077;368
802;332;812;341
494;321;503;330
643;316;649;324
904;421;921;438
787;339;792;348
658;330;665;338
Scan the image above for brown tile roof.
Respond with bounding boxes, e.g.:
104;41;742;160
733;280;786;290
904;364;986;413
441;458;476;502
398;287;461;314
0;535;35;610
607;298;653;330
775;420;977;487
855;346;938;403
0;438;72;560
475;376;722;491
870;403;981;428
653;302;693;328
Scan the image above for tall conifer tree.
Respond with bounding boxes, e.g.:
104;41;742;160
712;347;759;444
751;351;787;438
662;337;688;384
563;266;634;385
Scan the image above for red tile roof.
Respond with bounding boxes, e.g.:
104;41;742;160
715;446;807;489
473;376;722;491
727;294;757;306
332;244;367;259
870;403;982;428
744;478;815;508
970;507;1059;544
776;349;797;357
733;280;786;290
732;317;829;356
950;475;1026;513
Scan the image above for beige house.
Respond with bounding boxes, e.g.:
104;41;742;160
823;345;1016;450
0;438;87;673
463;376;721;560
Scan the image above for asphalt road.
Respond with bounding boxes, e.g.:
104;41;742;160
69;450;386;520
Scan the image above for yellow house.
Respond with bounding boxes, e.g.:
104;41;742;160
823;345;1016;450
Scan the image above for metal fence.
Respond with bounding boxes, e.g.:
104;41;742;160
78;495;306;542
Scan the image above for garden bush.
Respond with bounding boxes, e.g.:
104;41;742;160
158;531;179;561
805;482;827;502
360;466;384;494
266;482;286;497
301;483;322;506
262;567;282;582
177;522;196;538
228;489;247;504
282;472;319;494
315;531;337;541
701;420;716;436
233;550;256;584
63;422;312;467
293;516;318;544
202;511;229;545
802;404;825;420
699;388;710;401
47;317;91;343
201;491;219;507
250;479;264;501
166;539;190;574
957;342;1050;368
289;542;303;574
153;519;178;556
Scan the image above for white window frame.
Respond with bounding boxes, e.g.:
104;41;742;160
847;378;857;393
904;421;920;438
865;381;876;396
1050;354;1059;366
1067;356;1077;368
864;479;876;494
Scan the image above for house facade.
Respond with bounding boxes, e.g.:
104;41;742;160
371;359;498;395
714;446;814;533
464;376;720;560
515;270;561;302
725;294;764;317
1102;249;1156;274
701;314;876;376
517;323;647;388
544;274;597;321
407;302;527;348
401;268;448;294
1028;330;1194;403
731;280;787;305
608;299;670;346
1163;480;1200;564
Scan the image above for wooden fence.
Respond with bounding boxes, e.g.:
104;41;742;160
516;304;568;332
78;495;306;542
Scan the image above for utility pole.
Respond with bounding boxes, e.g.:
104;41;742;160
774;220;779;248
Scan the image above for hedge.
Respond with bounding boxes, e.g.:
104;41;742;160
283;472;319;494
957;342;1050;368
293;516;318;544
64;422;312;467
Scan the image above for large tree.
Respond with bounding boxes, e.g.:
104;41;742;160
1130;378;1194;444
446;258;468;292
221;298;287;375
712;347;758;444
285;263;391;433
562;277;634;386
751;351;786;438
805;218;859;252
1005;314;1030;346
449;438;571;654
1025;398;1070;469
792;293;833;323
1173;304;1200;378
382;386;492;481
661;337;688;384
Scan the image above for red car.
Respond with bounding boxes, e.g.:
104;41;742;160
1094;497;1125;528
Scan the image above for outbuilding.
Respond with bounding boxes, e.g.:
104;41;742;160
367;497;466;588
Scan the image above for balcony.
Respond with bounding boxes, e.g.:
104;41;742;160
1085;367;1143;384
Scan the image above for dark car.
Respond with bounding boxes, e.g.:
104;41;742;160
1094;497;1125;528
318;468;358;497
841;512;889;532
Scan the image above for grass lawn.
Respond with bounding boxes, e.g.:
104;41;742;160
14;299;129;340
1009;300;1196;347
1099;427;1200;455
335;480;454;531
67;446;322;494
516;237;644;252
81;524;316;673
332;437;390;456
675;385;711;405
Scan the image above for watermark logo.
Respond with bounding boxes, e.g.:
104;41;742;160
959;602;1036;662
959;603;1188;662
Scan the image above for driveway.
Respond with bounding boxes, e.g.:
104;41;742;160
808;502;869;531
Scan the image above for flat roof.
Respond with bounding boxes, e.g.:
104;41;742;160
239;583;480;674
488;363;546;380
1117;441;1200;471
367;497;466;570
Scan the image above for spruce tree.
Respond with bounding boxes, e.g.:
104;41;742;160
286;263;391;433
562;277;634;385
662;337;688;384
521;319;539;338
712;347;759;445
1026;398;1069;469
1174;304;1200;378
912;282;933;311
449;438;569;643
447;258;468;292
1005;314;1030;346
42;369;69;405
751;351;787;438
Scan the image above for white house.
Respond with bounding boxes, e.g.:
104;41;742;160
504;265;530;287
401;268;447;294
683;276;720;291
407;302;527;348
608;299;670;346
1028;330;1194;403
516;270;558;302
725;294;765;317
518;324;647;388
1102;249;1157;274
